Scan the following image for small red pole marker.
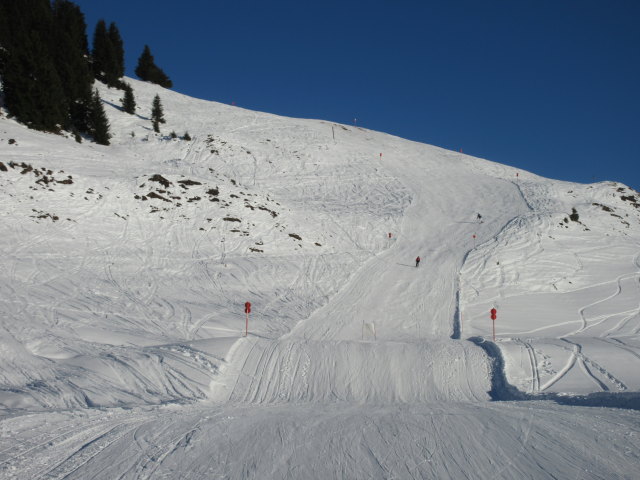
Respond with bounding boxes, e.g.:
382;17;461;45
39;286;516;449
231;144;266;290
490;308;497;341
244;301;251;336
472;234;476;249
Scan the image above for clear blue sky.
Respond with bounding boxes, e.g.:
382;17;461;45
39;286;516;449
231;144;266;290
74;0;640;190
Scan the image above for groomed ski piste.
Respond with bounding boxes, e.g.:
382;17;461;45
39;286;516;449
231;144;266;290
0;78;639;479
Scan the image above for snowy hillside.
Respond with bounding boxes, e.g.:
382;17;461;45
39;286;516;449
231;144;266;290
0;78;638;478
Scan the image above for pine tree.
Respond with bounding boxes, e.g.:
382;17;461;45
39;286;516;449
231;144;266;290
121;83;136;114
51;0;93;132
52;0;88;54
91;20;124;88
91;20;110;82
0;1;10;54
88;89;110;145
135;45;173;88
134;45;154;81
108;22;125;81
151;94;165;133
0;0;67;132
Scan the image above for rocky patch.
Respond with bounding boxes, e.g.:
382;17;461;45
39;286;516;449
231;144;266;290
4;161;74;188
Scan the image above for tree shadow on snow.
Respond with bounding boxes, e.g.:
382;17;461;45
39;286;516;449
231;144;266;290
102;99;124;112
102;99;150;120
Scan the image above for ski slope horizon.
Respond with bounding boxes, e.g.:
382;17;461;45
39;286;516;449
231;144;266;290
0;77;639;478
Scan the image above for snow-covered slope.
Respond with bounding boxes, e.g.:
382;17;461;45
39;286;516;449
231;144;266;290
0;78;638;478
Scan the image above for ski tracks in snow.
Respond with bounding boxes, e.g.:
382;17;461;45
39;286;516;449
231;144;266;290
544;249;640;392
459;175;640;395
572;250;640;336
541;338;627;393
0;412;154;479
512;339;541;392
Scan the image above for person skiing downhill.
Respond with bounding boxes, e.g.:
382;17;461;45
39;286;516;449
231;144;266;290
415;256;421;267
476;213;482;222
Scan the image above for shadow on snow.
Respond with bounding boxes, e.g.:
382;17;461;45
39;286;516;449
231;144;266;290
469;336;640;411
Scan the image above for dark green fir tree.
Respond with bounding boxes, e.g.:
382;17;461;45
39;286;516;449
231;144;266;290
52;0;88;54
121;83;136;114
0;0;68;132
91;20;124;88
51;0;94;132
150;94;165;133
88;89;111;145
135;45;154;81
108;22;125;81
135;45;173;88
91;20;110;81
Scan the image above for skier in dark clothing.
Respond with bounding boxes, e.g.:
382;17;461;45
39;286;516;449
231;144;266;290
477;213;482;222
415;256;421;267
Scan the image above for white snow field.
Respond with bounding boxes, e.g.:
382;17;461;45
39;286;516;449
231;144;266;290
0;78;639;478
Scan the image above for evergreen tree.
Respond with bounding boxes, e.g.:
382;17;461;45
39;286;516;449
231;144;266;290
135;45;173;88
52;0;88;54
152;67;173;89
91;20;124;88
0;0;67;132
88;89;110;145
51;0;93;132
135;45;154;82
91;20;110;82
0;2;9;54
108;22;125;80
121;83;136;114
150;94;165;133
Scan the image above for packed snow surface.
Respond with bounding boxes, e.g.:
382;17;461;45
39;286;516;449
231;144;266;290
0;78;639;478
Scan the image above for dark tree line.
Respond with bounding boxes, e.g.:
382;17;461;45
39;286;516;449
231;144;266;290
1;0;80;135
0;0;109;143
0;0;173;144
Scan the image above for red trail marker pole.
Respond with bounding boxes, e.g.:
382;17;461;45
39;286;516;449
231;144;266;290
244;302;251;336
490;308;497;341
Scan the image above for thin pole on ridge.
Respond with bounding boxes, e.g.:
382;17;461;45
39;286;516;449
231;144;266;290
490;308;497;341
244;302;251;337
